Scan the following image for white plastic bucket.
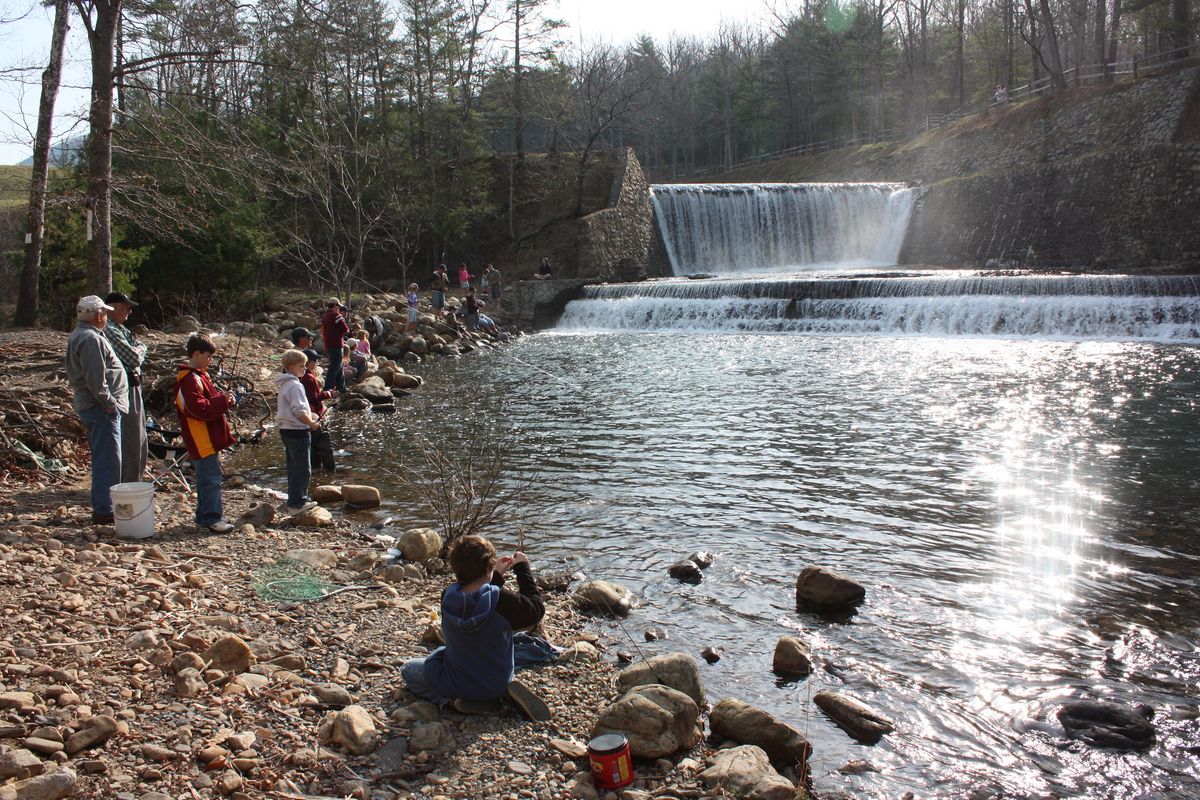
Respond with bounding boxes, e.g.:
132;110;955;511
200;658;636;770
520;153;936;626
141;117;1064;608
110;482;156;539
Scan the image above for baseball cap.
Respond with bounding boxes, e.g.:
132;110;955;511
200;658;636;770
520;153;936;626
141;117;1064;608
291;327;315;343
327;297;343;307
77;295;115;313
103;291;138;306
302;348;320;363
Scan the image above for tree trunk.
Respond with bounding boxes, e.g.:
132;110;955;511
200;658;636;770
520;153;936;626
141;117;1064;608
1095;0;1107;80
77;0;122;296
1107;0;1122;70
14;0;71;327
1035;0;1067;90
513;0;525;161
1172;0;1191;57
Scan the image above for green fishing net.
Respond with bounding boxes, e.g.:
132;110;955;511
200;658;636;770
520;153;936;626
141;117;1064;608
251;558;339;602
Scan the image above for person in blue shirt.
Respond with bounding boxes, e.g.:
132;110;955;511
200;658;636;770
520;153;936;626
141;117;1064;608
401;535;551;721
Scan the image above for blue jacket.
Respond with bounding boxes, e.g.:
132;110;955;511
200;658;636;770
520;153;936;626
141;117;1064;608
421;564;544;701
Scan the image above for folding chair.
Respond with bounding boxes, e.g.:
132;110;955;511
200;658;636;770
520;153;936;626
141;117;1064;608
146;421;192;491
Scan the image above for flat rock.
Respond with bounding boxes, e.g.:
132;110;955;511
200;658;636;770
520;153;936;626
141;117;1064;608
550;738;588;759
0;693;35;710
312;684;354;707
813;691;894;744
64;715;120;755
291;506;334;527
710;698;811;768
408;721;452;753
1057;700;1155;749
311;485;343;503
285;548;338;569
341;485;381;508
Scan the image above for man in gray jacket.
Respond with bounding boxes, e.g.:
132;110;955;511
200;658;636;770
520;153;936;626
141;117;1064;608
66;295;130;524
102;291;149;483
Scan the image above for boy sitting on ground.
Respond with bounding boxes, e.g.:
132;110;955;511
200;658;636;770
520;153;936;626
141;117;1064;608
400;536;551;721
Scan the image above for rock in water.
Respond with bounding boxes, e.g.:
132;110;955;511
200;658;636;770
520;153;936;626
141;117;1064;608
398;528;442;562
355;376;393;402
668;560;703;584
688;551;716;569
573;580;637;616
311;485;343;502
772;636;812;677
698;745;796;800
592;684;699;758
1057;700;1155;749
710;698;812;767
813;691;894;744
700;646;722;664
794;565;865;611
618;653;704;705
341;485;381;508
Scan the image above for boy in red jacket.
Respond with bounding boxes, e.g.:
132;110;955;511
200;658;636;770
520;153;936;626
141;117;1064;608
301;348;337;471
174;334;236;534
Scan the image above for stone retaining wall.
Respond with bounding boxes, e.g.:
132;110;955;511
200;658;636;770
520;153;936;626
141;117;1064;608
503;279;595;330
576;148;654;281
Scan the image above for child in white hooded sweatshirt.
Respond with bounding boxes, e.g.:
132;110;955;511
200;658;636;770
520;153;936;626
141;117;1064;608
275;349;321;513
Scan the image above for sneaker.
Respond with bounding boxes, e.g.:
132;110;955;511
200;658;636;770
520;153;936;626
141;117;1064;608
286;501;318;514
207;520;234;534
448;697;504;715
505;680;551;722
91;511;115;525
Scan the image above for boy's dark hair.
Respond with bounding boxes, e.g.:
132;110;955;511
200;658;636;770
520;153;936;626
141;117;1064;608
449;536;496;584
186;333;216;356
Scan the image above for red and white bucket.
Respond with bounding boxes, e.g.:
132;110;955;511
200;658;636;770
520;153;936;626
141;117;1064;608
588;733;634;790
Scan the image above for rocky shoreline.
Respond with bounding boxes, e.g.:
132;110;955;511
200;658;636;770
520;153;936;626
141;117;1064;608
0;308;828;800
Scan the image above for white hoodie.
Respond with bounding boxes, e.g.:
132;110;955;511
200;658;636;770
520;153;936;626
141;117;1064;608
275;372;317;430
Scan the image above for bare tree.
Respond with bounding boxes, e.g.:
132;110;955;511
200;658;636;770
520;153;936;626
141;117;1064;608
15;0;70;327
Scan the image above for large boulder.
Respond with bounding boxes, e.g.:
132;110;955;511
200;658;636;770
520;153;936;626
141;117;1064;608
1057;701;1155;749
772;636;812;677
311;485;343;503
318;706;379;755
292;506;334;528
592;684;699;758
341;485;381;508
409;336;429;354
710;698;812;768
356;376;393;403
399;528;442;562
618;653;704;706
391;373;423;389
813;691;894;744
794;565;865;611
573;580;637;616
698;745;797;800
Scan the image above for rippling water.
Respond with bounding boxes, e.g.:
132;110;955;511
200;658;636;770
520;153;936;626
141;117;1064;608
237;332;1200;799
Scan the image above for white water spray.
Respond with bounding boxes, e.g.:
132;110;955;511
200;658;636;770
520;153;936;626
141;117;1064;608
651;182;916;275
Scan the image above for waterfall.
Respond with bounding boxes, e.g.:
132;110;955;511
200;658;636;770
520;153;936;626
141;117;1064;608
555;273;1200;342
651;183;916;275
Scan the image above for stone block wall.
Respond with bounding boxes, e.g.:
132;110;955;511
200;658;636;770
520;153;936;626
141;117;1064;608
503;279;594;330
576;148;654;282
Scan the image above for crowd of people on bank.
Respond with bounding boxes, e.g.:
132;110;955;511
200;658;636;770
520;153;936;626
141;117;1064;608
64;258;556;722
65;257;547;531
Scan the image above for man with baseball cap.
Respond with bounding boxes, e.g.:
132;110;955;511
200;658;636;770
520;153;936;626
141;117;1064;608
65;295;130;525
320;297;350;393
103;291;149;483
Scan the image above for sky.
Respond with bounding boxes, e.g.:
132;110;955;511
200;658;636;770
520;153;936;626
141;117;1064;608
0;0;770;165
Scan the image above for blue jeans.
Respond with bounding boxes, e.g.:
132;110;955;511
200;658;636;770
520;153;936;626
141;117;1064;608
402;655;448;706
79;405;122;514
280;429;312;508
324;347;346;392
192;453;223;526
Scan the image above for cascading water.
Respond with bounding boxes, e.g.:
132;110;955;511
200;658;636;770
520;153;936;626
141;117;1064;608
650;182;916;275
556;273;1200;341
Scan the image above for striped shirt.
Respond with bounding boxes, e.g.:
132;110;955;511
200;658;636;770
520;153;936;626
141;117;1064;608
103;322;148;376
